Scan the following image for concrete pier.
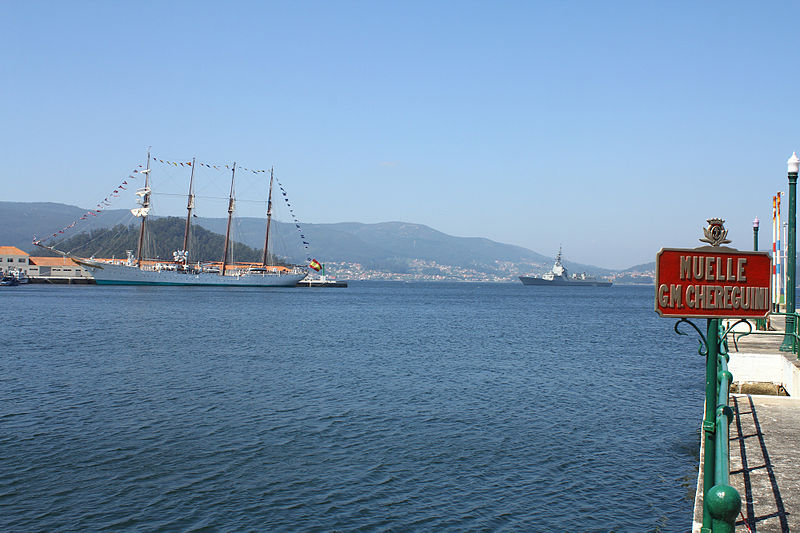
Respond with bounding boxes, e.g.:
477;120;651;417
729;393;800;531
29;277;95;284
692;316;800;531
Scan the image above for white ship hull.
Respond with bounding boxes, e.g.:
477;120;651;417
84;262;307;287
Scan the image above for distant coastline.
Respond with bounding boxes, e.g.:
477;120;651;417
1;201;656;283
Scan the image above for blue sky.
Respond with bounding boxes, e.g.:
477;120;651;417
2;2;799;269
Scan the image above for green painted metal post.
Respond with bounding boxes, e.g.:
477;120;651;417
753;217;759;251
781;153;798;352
701;318;719;532
707;352;741;532
707;483;741;533
755;218;766;330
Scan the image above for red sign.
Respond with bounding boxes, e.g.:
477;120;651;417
655;248;771;318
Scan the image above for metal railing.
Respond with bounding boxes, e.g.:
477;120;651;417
703;327;739;532
700;312;800;531
727;311;800;356
678;310;800;531
678;319;741;532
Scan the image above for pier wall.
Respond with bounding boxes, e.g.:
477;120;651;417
728;351;800;397
29;277;95;285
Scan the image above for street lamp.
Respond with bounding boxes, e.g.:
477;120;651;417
753;217;759;251
780;152;799;352
754;217;766;330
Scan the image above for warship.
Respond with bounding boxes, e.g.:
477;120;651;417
519;248;612;287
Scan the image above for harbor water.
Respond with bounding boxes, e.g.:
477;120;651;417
2;283;703;531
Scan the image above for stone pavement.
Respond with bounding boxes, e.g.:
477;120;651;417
729;394;800;532
726;315;786;354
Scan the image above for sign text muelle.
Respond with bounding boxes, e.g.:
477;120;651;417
655;248;771;318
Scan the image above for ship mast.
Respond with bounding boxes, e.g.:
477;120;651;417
261;167;274;268
181;157;196;262
135;150;152;268
220;162;236;276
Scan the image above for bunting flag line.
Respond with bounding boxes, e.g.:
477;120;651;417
35;170;141;245
150;154;269;174
141;155;309;260
276;178;312;262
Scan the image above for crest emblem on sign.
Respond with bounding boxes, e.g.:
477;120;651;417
699;218;731;247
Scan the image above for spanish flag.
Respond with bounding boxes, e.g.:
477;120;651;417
309;259;322;271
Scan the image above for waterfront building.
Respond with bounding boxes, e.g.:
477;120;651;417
28;256;91;280
0;246;31;275
0;246;92;280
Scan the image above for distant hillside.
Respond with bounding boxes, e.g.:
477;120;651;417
1;202;131;250
622;261;655;273
2;201;622;275
195;217;595;272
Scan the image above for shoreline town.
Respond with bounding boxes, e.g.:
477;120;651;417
0;246;653;284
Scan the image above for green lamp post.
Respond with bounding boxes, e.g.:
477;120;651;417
753;217;759;251
780;152;799;352
755;217;766;330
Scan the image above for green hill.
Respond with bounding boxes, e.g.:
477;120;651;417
37;217;284;265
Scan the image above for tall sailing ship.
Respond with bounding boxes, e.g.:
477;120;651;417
36;152;308;287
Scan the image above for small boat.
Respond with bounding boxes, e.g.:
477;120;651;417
296;262;347;287
519;248;612;287
0;275;19;286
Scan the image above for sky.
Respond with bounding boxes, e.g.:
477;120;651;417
2;1;799;269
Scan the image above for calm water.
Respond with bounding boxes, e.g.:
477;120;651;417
1;283;703;531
